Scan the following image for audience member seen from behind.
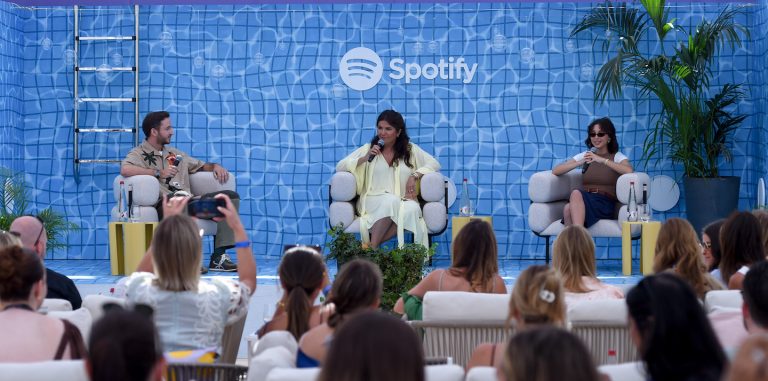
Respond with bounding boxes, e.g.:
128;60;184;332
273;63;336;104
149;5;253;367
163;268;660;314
9;216;82;309
742;260;768;334
0;246;86;362
336;109;440;248
552;225;623;303
701;219;726;283
88;304;165;381
394;219;506;318
551;117;633;227
723;334;768;381
467;265;565;370
653;218;723;299
753;210;768;258
626;273;726;381
500;326;600;381
258;246;328;340
298;259;382;367
318;311;425;381
125;194;256;352
719;211;765;290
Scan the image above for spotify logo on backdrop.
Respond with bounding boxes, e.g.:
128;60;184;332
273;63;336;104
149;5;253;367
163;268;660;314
340;47;384;91
340;47;478;91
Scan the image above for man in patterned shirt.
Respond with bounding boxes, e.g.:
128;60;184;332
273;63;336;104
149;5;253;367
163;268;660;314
121;111;239;272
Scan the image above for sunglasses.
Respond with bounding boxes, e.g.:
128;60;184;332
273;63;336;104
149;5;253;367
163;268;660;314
589;132;608;138
701;241;712;249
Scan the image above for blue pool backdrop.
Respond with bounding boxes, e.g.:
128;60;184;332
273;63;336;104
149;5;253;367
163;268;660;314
0;1;767;260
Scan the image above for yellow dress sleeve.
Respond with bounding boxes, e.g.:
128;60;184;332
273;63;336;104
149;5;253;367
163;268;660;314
410;143;441;175
336;144;372;197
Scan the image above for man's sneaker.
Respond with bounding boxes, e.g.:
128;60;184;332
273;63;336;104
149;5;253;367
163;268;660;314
209;253;237;272
200;265;209;275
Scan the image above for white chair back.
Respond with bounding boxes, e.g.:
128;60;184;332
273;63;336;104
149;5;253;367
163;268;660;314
567;299;636;365
48;308;93;345
247;347;296;381
425;364;464;381
82;294;126;323
598;361;646;381
41;298;73;312
0;360;88;381
704;290;743;313
465;366;497;381
265;368;320;381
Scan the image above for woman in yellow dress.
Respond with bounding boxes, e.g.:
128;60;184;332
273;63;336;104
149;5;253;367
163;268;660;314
336;110;440;248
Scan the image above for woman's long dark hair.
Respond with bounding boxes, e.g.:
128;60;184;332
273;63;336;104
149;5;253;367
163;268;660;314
719;211;765;284
584;117;619;153
627;273;726;381
369;110;413;168
703;219;725;272
450;219;499;292
326;259;382;329
279;247;326;340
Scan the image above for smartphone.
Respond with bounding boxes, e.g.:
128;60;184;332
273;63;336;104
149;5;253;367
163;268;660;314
187;198;226;219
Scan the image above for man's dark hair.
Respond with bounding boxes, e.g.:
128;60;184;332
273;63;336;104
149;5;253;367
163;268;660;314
141;111;170;139
743;260;768;328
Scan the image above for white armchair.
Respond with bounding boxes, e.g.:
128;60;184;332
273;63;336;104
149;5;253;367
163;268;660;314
328;171;449;244
528;171;650;262
112;172;236;235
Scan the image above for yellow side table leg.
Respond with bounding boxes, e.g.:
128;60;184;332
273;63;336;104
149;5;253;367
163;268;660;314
621;222;632;276
123;223;155;276
640;222;662;275
108;222;124;276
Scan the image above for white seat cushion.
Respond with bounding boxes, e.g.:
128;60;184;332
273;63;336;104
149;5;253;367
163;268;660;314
329;201;355;229
49;308;93;344
247;347;297;381
252;331;298;359
82;294;126;322
330;171;357;202
567;299;628;324
704;290;743;313
423;292;509;322
41;298;73;312
425;364;464;381
420;172;446;202
0;360;88;381
114;175;160;206
265;368;320;381
465;366;497;381
423;202;447;233
598;361;646;381
190;171;236;194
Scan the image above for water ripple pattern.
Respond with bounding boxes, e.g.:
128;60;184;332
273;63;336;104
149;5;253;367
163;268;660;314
3;3;763;261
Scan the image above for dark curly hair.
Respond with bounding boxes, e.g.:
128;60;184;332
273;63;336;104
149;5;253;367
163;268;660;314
0;246;44;301
369;110;413;168
584;117;619;154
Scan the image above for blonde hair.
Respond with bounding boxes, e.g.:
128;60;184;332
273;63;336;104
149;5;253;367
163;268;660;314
0;231;22;251
552;225;596;293
653;218;721;298
150;214;202;291
509;265;565;328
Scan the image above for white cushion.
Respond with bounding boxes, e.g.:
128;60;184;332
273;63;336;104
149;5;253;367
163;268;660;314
190;171;236;195
114;175;161;206
425;364;464;381
329;201;355;229
49;308;93;344
41;298;73;312
247;347;297;381
82;294;126;323
422;292;509;322
528;171;575;203
529;202;566;234
265;368;320;381
616;173;651;204
423;202;447;233
252;331;299;359
704;290;743;313
420;173;446;202
598;361;646;381
330;171;357;202
465;366;497;381
0;360;88;381
567;299;628;324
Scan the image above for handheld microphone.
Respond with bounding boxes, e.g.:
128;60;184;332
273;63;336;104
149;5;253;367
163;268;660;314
367;139;385;162
165;155;182;185
582;147;598;174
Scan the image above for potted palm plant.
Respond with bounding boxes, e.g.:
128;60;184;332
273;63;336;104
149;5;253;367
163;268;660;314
570;0;749;233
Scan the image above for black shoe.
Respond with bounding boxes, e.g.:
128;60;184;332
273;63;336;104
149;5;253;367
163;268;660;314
209;253;237;272
201;265;209;275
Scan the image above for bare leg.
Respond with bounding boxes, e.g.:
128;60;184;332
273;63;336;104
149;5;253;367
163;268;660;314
569;190;586;226
369;218;397;248
563;203;572;225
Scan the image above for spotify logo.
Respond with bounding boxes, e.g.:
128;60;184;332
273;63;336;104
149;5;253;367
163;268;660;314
339;47;384;91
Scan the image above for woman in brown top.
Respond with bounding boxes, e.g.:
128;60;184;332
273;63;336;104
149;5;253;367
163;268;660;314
552;117;633;227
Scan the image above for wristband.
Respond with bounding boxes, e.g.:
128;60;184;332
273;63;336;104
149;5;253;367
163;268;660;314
234;241;251;249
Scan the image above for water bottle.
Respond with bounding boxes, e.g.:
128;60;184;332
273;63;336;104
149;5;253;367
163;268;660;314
127;184;134;222
607;349;618;365
640;183;650;222
459;178;472;216
627;181;638;222
118;180;126;221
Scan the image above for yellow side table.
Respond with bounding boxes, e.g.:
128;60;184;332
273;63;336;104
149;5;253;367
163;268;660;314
108;222;157;276
621;221;662;276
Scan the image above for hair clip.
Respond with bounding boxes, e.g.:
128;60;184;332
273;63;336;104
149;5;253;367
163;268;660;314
539;289;556;303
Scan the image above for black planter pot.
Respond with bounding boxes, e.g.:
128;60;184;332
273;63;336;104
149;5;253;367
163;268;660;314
684;176;740;234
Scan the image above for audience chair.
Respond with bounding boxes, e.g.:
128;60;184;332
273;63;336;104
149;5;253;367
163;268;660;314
425;364;464;381
48;308;93;345
81;294;126;323
41;298;73;312
407;291;511;367
528;171;650;262
219;312;248;364
247;346;295;381
597;361;646;381
465;366;497;381
112;172;236;237
328;171;450;244
704;290;743;313
264;368;320;381
0;360;88;381
567;299;637;365
167;363;248;381
248;331;298;361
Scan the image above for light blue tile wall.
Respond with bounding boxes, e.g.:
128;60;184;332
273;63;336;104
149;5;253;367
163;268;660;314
0;1;24;175
2;2;764;260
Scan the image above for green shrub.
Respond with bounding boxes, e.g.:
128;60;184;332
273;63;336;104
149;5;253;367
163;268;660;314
327;224;434;311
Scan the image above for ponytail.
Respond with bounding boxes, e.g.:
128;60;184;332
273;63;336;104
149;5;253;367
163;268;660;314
285;286;313;340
